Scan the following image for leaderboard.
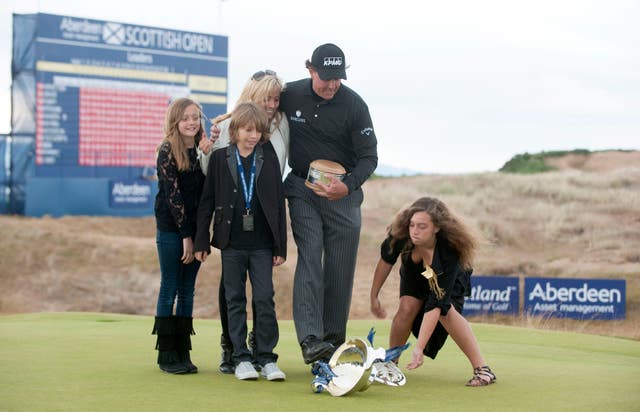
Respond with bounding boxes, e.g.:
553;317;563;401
33;13;228;177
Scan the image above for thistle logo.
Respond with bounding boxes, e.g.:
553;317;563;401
103;22;125;45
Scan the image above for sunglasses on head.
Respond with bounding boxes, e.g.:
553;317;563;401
251;69;277;81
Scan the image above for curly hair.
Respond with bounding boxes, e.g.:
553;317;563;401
161;97;204;171
389;197;478;270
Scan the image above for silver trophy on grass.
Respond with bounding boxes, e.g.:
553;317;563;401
311;328;409;396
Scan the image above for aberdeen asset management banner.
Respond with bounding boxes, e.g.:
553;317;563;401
524;277;626;320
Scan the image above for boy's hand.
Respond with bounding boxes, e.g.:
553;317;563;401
273;256;285;266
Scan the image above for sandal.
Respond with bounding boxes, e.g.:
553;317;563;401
465;365;496;387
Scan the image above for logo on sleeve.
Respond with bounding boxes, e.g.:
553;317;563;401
360;127;373;136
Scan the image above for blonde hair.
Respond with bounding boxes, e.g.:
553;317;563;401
228;102;271;145
389;197;478;270
160;97;203;171
213;72;285;128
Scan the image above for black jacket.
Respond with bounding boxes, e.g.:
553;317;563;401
194;143;287;258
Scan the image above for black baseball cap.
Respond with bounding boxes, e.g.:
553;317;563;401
310;43;347;80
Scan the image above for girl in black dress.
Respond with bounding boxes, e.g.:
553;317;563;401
370;197;496;386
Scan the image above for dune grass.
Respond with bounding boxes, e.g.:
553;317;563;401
1;313;639;412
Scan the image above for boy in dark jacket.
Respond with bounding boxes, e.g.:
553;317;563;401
194;102;287;381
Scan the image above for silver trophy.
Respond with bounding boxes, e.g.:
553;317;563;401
311;329;408;396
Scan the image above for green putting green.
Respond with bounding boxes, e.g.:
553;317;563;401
1;313;639;411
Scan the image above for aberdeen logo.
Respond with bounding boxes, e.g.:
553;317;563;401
110;180;152;208
323;57;343;67
524;277;626;320
103;22;125;45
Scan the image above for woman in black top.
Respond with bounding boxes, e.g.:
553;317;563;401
370;197;496;387
152;97;205;375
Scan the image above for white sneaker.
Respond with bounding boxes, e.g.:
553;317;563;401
371;360;406;386
235;361;259;380
261;362;286;381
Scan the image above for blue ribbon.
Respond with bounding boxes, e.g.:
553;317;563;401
385;343;410;362
311;361;337;393
234;148;256;212
367;327;410;362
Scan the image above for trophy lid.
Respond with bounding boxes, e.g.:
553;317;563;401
309;159;346;175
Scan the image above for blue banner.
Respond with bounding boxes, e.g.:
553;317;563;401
524;277;626;320
464;276;519;316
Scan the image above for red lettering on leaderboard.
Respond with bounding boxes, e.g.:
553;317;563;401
79;88;168;166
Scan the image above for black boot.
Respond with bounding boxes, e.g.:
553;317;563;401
219;334;235;374
152;317;189;374
176;317;198;374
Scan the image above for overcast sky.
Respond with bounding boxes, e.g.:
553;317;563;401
1;0;639;173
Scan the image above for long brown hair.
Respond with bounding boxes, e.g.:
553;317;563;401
160;97;204;171
389;197;478;270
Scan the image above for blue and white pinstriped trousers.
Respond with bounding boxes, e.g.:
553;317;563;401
284;173;364;346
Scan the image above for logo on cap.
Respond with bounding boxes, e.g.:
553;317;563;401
323;57;343;67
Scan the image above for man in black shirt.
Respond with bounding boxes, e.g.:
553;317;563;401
279;43;378;363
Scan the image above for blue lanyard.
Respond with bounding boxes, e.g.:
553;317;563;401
235;148;256;212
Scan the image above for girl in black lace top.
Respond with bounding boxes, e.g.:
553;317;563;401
151;97;205;375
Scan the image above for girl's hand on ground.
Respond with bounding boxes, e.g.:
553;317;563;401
406;348;424;370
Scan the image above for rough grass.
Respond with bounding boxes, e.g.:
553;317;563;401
498;149;637;174
0;152;639;339
1;313;639;412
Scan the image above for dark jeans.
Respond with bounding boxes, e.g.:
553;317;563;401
221;247;279;365
219;276;257;346
155;230;200;317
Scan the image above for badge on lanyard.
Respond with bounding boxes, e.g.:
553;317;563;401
235;148;256;232
242;210;254;232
